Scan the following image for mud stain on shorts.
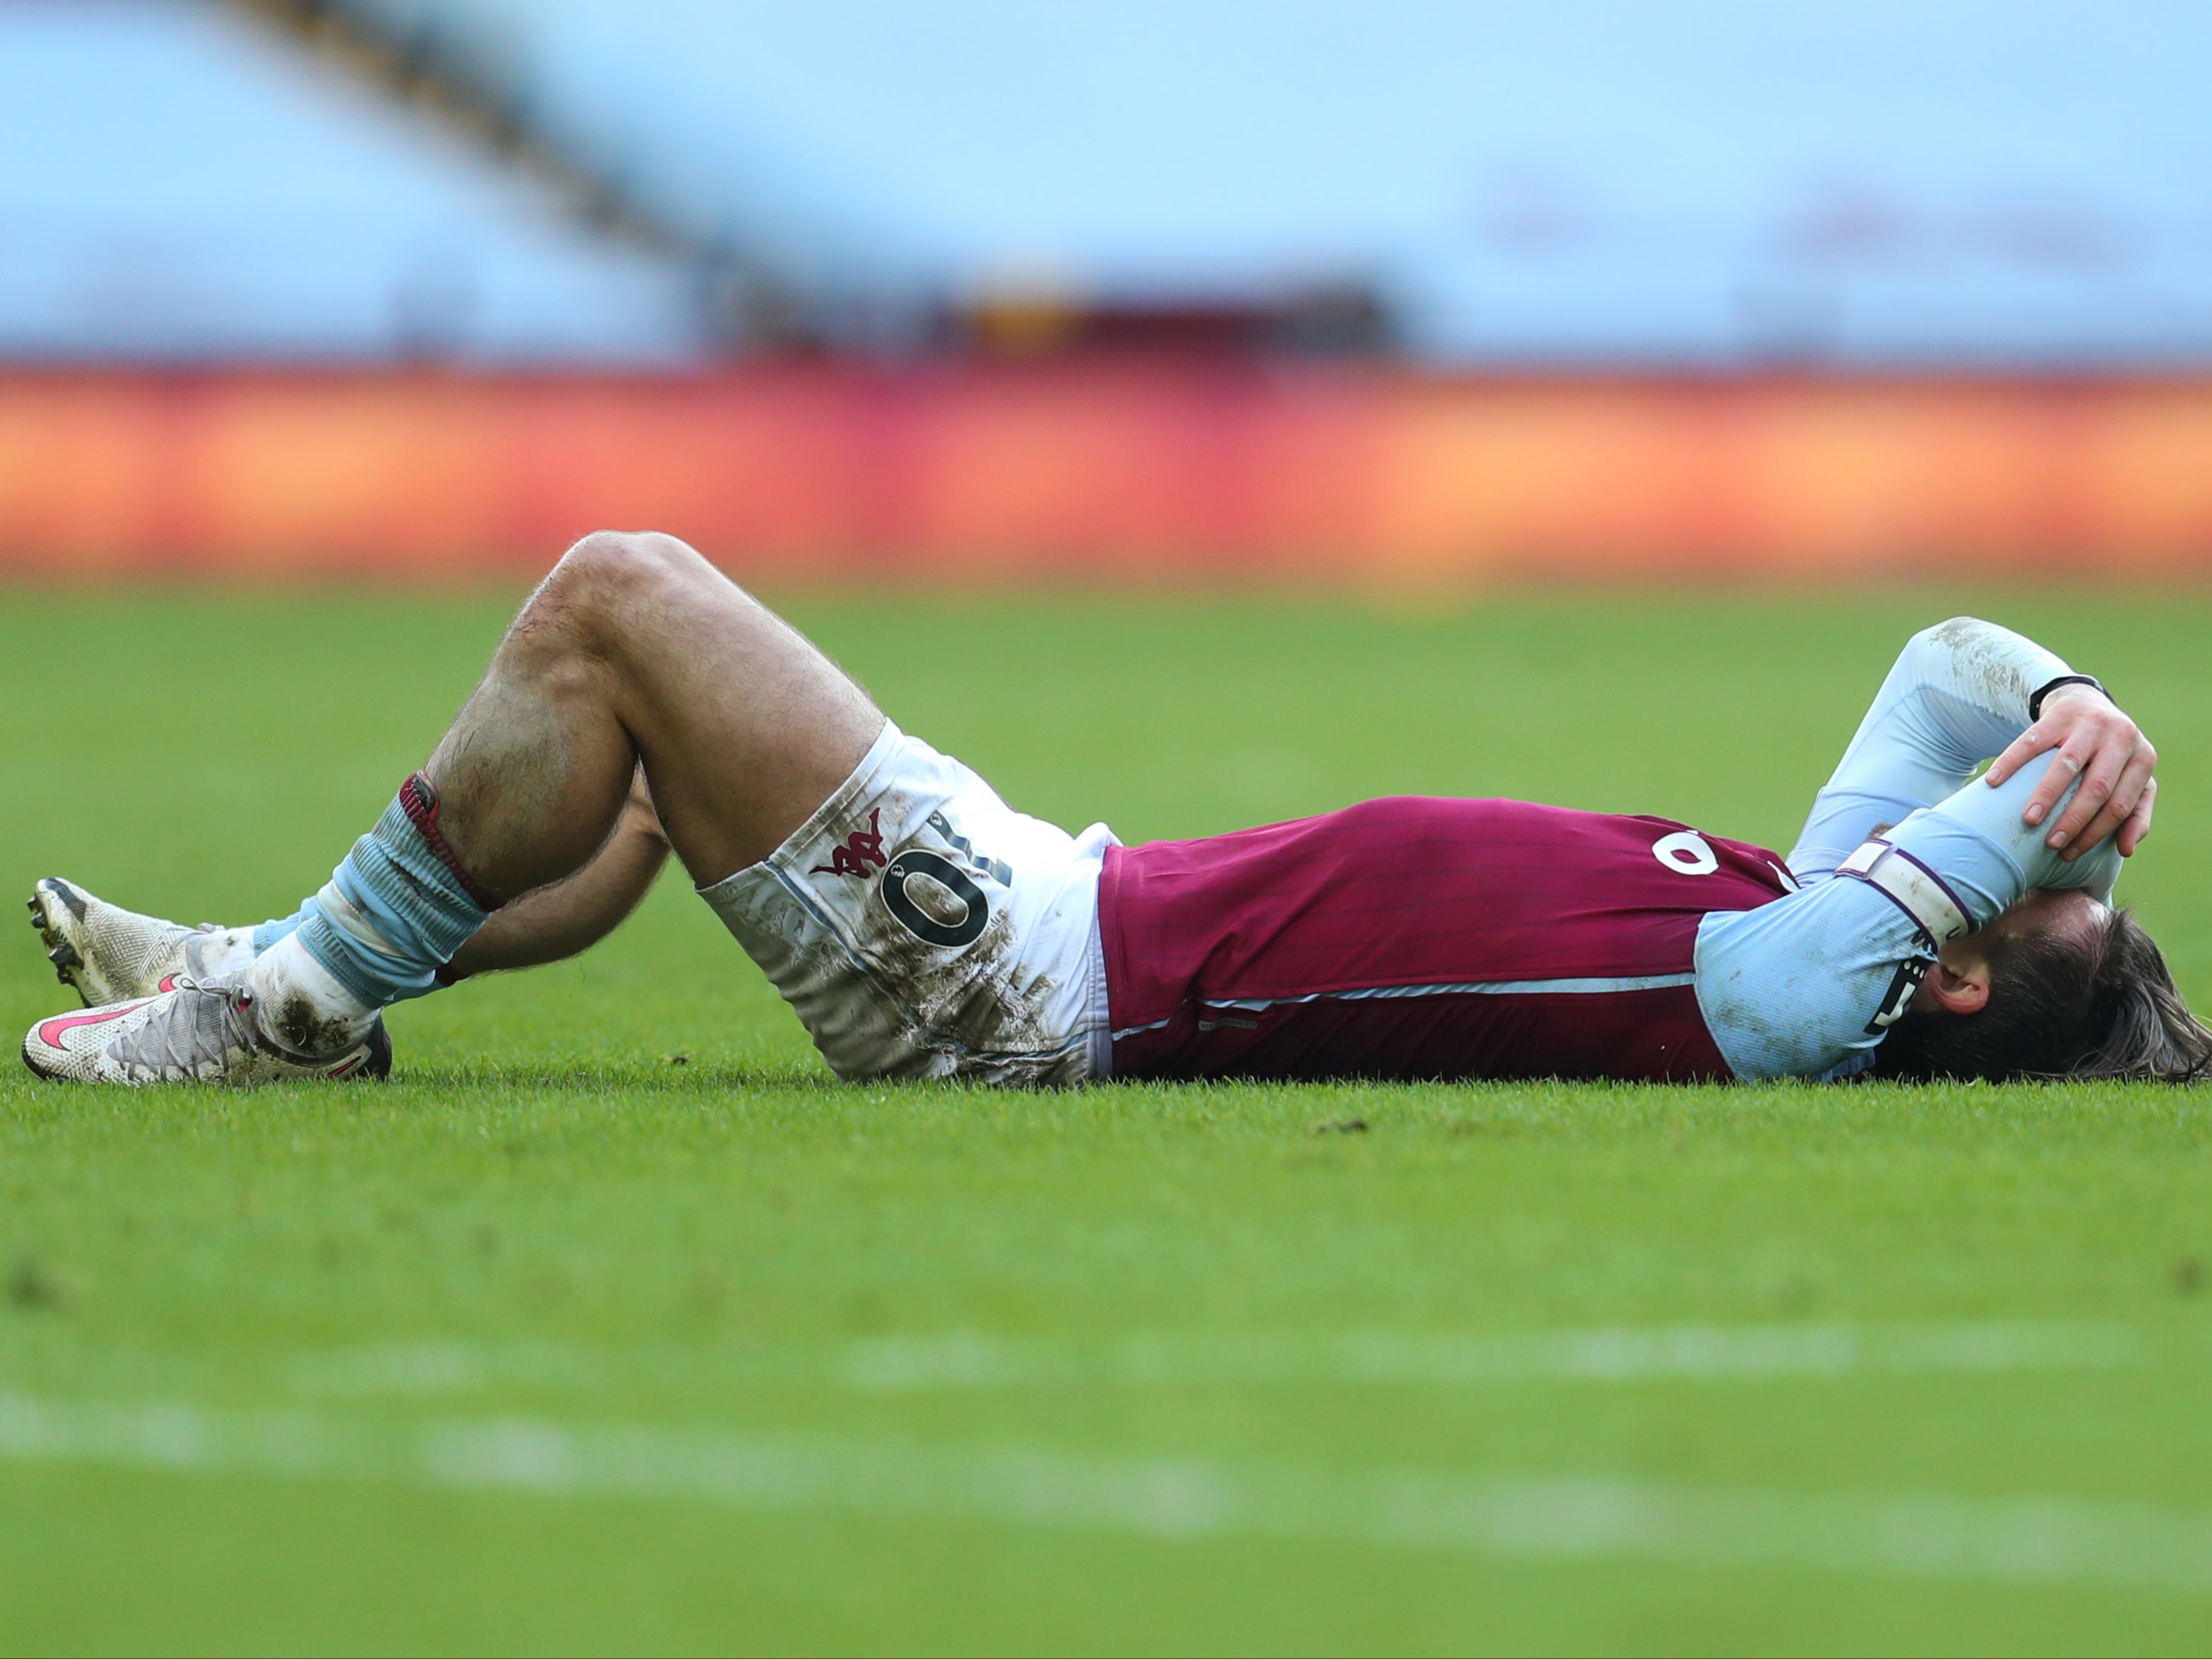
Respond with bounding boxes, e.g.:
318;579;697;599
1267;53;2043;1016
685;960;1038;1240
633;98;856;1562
857;830;1069;1083
697;724;1105;1090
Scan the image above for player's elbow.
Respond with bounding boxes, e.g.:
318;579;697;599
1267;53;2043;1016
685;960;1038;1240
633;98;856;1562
1910;616;1997;658
1882;616;1991;687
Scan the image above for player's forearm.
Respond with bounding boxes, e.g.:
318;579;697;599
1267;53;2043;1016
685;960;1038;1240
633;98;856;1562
1882;764;2121;924
1788;619;2083;882
1834;619;2075;786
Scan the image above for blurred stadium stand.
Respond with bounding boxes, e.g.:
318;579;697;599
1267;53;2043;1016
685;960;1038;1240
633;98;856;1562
2;0;2208;579
8;0;2211;368
0;0;705;362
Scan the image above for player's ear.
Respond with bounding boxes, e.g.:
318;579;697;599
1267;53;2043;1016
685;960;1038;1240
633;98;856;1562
1923;956;1991;1016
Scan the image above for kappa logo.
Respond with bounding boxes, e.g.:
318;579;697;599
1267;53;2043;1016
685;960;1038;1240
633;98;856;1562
811;808;888;879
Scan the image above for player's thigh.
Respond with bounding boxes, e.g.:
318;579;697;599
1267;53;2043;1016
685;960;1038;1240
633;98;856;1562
577;532;884;885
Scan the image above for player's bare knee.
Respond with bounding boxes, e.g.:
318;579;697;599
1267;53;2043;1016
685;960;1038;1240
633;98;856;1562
548;530;709;621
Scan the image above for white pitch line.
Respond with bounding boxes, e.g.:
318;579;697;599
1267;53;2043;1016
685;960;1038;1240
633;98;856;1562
275;1319;2149;1402
0;1392;2207;1595
838;1319;2146;1391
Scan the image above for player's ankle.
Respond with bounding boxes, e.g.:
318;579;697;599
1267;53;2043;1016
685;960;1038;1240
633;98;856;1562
246;932;380;1057
189;926;261;982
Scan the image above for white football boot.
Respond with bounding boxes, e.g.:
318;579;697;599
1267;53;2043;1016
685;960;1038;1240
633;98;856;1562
20;978;390;1086
27;877;259;1006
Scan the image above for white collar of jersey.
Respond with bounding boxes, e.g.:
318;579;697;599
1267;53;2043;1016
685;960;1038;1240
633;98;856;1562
1836;838;1973;949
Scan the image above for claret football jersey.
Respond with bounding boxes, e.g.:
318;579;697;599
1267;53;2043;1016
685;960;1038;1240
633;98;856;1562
1098;795;1796;1083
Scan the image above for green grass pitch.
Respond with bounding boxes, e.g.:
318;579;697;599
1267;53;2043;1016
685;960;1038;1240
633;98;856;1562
3;588;2211;1654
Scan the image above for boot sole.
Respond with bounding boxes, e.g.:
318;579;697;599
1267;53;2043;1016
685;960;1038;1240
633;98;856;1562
18;1017;392;1085
20;1033;60;1082
26;880;111;1008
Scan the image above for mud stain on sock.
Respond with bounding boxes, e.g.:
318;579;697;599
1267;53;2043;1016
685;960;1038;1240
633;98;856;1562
266;992;360;1059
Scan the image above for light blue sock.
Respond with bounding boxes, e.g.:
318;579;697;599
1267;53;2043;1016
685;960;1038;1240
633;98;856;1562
252;911;304;954
288;774;495;1008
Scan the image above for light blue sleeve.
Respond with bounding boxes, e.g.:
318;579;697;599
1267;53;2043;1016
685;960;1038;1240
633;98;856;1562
1696;619;2119;1081
1786;617;2076;883
1697;767;2122;1080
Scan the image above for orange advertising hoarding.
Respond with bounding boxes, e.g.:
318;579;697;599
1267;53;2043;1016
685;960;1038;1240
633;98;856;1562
2;367;2209;581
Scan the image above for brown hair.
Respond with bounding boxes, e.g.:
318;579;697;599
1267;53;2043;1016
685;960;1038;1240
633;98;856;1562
1873;907;2212;1084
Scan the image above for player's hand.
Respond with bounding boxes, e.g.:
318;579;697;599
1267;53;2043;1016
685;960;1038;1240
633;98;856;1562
1984;683;2157;859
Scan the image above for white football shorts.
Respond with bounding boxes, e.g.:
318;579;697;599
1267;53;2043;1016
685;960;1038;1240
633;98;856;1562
698;721;1116;1086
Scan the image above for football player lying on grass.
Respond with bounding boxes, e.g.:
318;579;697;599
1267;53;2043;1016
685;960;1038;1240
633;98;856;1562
23;532;2211;1087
